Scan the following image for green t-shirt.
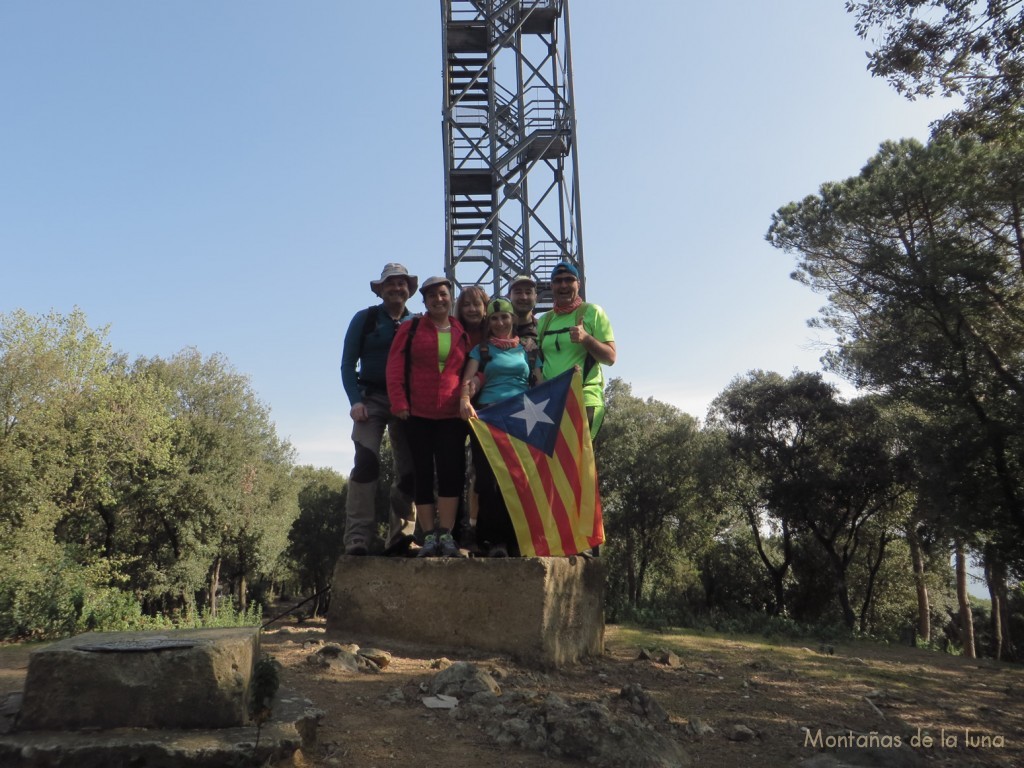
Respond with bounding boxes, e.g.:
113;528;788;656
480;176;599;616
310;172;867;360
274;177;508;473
537;303;615;407
437;330;452;372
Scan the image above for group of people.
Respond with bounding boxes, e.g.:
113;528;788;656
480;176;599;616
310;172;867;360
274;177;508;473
339;261;615;558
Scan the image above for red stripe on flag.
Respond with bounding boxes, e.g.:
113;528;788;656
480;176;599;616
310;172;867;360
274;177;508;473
566;382;604;547
488;424;552;556
526;442;580;555
553;434;583;511
558;386;587;507
566;383;586;435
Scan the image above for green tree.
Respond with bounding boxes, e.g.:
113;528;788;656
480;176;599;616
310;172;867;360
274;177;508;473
596;379;714;619
0;309;143;637
768;134;1024;566
129;349;297;616
846;0;1024;130
768;132;1024;649
0;310;303;637
710;371;909;630
55;363;175;559
287;466;346;616
699;416;797;618
695;520;780;619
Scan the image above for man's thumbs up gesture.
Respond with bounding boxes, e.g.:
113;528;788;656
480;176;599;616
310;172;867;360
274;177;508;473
569;315;588;344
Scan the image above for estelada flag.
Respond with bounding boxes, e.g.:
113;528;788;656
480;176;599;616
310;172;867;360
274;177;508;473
468;368;604;556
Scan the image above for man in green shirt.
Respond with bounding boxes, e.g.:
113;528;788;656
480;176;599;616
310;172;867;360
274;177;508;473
536;261;616;438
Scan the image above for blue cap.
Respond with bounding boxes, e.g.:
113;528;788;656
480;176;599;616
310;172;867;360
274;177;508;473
550;262;579;281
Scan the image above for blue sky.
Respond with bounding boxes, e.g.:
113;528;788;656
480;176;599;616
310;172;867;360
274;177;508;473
1;2;955;475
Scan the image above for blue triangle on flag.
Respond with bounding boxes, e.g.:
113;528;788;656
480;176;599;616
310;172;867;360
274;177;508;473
475;369;573;457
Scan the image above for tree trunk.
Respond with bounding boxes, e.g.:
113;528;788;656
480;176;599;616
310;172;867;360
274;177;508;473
313;571;329;616
984;549;1016;661
746;509;791;616
209;557;221;618
858;531;889;634
625;536;639;607
635;556;648;608
984;557;1003;661
769;571;787;617
907;524;930;643
996;578;1017;661
835;573;857;630
817;536;857;630
239;574;248;612
955;540;976;659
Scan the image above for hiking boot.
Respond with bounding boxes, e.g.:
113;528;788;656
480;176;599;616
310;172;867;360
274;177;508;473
438;532;463;558
417;533;440;558
460;525;481;555
383;533;416;557
488;543;509;558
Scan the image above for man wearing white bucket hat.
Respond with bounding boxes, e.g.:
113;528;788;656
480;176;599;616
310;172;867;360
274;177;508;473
339;263;420;555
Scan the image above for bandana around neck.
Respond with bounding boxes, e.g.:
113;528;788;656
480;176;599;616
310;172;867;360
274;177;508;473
553;296;584;315
490;336;520;349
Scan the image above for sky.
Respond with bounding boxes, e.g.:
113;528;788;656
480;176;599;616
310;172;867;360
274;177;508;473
1;1;956;476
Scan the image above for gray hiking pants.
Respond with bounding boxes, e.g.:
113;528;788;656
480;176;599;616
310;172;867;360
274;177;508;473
344;389;416;551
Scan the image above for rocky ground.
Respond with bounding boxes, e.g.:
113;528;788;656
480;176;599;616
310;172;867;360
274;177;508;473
258;618;1024;768
2;620;1023;767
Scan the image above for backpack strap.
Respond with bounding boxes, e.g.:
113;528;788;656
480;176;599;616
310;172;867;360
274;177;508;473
402;316;421;406
358;305;380;355
537;303;596;380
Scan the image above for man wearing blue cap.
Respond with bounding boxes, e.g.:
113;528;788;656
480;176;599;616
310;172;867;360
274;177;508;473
536;261;616;437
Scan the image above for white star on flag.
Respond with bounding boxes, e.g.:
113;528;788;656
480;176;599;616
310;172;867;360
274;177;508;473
510;395;554;435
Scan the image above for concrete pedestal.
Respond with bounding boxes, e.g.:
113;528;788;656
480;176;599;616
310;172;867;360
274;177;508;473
16;627;259;731
327;556;605;668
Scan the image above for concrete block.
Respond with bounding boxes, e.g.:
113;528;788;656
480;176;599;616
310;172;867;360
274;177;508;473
17;627;259;731
0;688;321;768
327;557;605;668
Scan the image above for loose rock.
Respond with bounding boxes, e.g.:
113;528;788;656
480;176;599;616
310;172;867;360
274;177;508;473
728;724;757;742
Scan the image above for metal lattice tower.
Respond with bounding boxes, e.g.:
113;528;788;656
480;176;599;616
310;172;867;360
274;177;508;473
441;0;585;310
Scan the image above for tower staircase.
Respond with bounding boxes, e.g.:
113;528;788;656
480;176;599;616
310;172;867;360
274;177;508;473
441;0;585;309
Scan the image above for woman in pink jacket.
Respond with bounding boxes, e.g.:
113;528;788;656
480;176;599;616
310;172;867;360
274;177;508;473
386;276;471;557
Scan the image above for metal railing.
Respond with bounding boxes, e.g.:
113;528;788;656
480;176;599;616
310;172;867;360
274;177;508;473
448;1;560;33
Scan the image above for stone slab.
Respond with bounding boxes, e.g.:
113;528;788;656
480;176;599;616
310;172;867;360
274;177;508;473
0;687;321;768
327;556;605;668
17;627;259;731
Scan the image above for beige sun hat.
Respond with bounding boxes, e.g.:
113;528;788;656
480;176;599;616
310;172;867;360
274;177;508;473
370;263;418;296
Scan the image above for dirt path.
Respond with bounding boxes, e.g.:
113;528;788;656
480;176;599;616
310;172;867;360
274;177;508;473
263;621;1024;767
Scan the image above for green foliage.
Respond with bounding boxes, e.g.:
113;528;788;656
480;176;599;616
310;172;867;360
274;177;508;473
698;611;854;645
768;132;1024;570
846;0;1024;131
0;309;296;639
697;524;781;616
286;466;346;616
250;655;281;732
709;371;911;629
596;379;717;616
134;349;299;613
190;599;263;628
